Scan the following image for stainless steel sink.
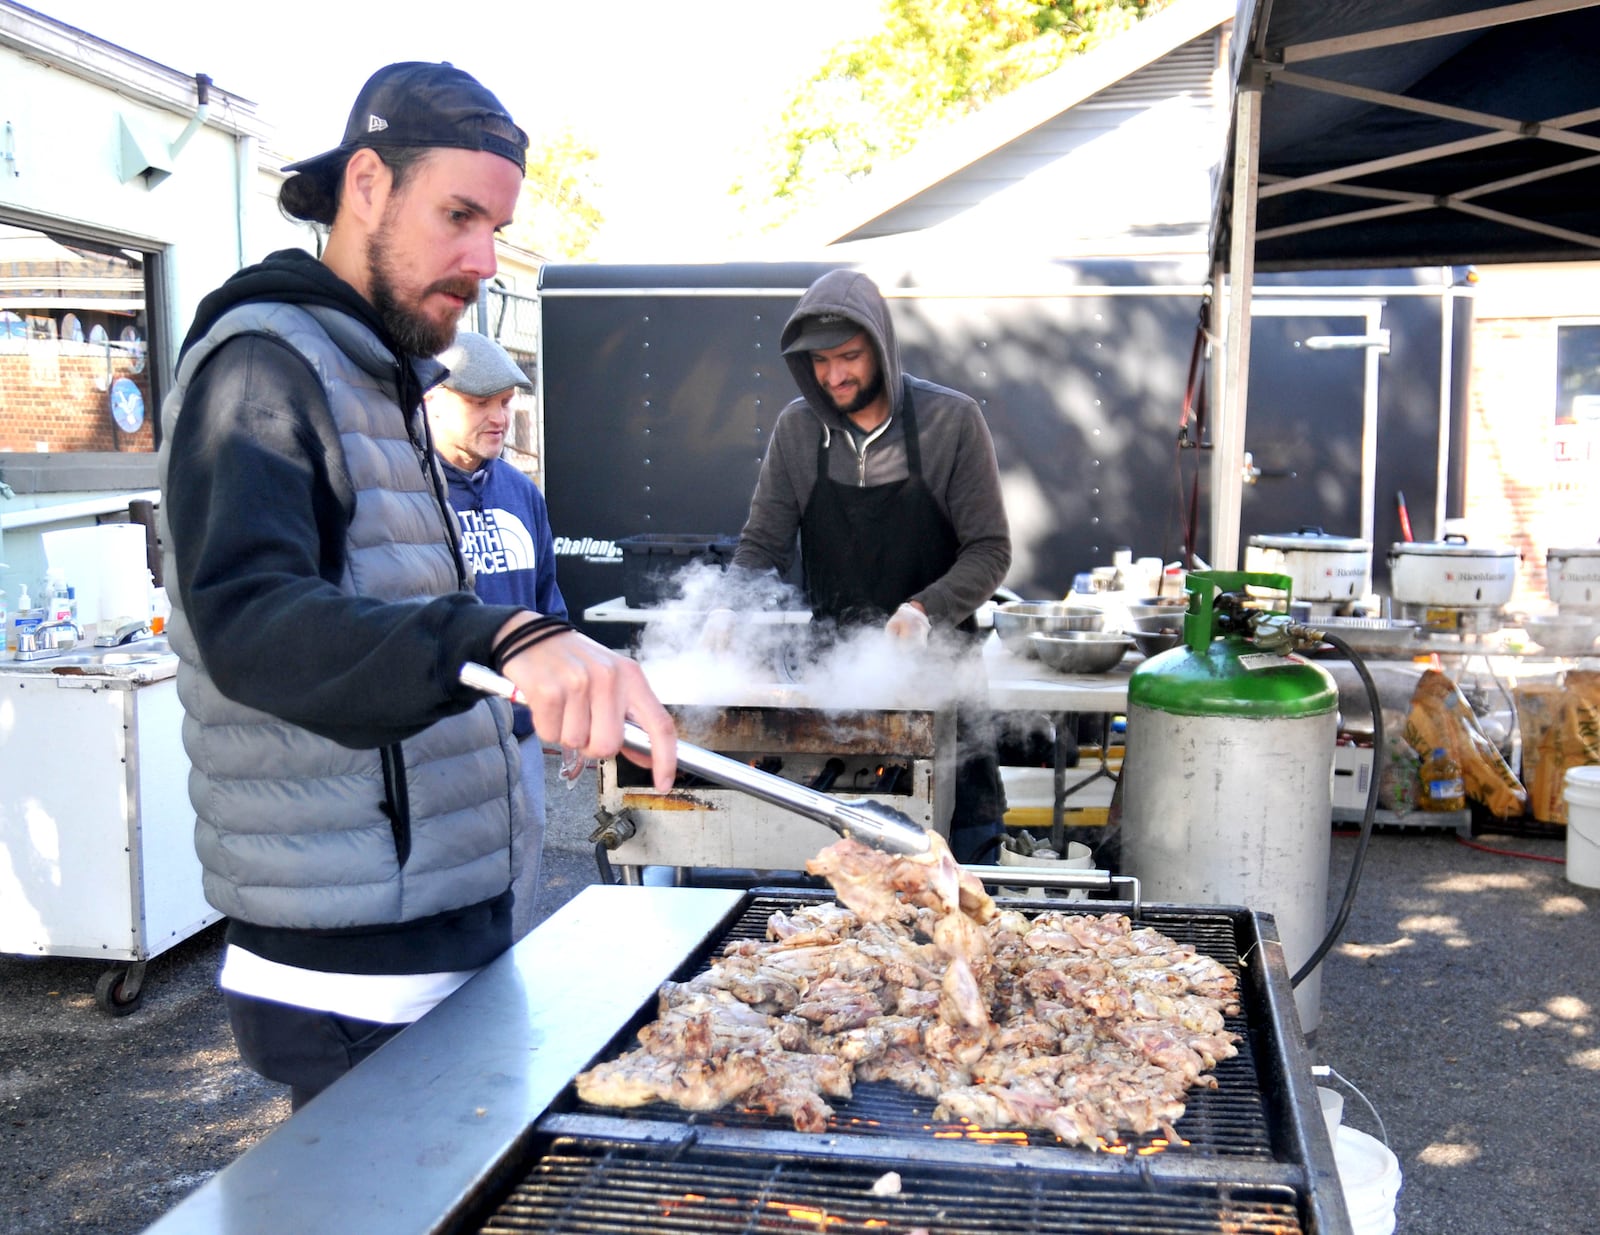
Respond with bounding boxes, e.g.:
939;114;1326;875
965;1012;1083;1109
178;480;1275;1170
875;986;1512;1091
3;635;174;674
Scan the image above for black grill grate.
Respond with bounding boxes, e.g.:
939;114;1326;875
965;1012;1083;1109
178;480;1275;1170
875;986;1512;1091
565;894;1274;1159
477;1139;1306;1234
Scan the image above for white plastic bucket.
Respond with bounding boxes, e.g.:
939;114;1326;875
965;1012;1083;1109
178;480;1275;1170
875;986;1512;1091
1562;766;1600;889
1334;1126;1403;1235
1317;1086;1344;1142
996;839;1094;899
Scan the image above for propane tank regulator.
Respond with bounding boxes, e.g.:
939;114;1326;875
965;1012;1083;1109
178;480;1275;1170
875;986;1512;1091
1188;577;1341;657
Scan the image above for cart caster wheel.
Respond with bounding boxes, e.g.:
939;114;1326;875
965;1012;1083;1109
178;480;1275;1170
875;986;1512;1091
95;967;144;1016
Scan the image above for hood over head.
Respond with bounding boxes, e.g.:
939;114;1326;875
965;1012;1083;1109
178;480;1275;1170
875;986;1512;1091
780;269;903;421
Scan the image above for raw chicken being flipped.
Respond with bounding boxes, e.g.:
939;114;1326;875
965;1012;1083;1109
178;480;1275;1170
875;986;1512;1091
574;832;1241;1148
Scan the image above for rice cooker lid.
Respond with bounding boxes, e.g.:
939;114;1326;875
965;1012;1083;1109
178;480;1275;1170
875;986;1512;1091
1248;527;1370;553
1390;536;1516;559
1549;545;1600;559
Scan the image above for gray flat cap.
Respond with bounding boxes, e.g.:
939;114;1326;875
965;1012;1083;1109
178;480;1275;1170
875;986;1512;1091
436;331;532;396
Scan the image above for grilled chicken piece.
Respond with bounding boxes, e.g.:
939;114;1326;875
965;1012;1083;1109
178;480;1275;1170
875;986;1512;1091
790;975;890;1033
639;990;807;1058
746;1081;835;1134
766;901;860;943
667;958;805;1013
894;986;942;1017
857;1044;970;1096
737;1050;856;1133
938;956;990;1030
806;839;905;921
575;1047;769;1111
935;1083;1077;1135
803;1015;925;1064
807;832;996;926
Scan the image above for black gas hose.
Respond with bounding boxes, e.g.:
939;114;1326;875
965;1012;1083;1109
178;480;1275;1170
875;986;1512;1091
1288;627;1382;988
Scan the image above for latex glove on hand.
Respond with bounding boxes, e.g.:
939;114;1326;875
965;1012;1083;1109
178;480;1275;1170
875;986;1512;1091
700;607;739;653
885;602;931;645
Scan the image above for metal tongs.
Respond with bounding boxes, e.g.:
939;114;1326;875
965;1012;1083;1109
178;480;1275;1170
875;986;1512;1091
460;662;932;856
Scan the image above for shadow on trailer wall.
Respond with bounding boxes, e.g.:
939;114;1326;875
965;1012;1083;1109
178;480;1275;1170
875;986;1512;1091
537;260;1468;644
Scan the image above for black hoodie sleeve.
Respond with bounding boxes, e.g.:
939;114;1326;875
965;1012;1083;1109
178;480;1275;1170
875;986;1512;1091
165;333;516;748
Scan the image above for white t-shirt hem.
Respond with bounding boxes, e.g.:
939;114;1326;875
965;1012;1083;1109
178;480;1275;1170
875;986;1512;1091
219;944;479;1024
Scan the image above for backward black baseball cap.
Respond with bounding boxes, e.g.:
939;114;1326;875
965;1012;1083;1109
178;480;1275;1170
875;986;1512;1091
281;61;528;178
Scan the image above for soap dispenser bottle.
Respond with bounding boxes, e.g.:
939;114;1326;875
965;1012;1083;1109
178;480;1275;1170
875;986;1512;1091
12;584;44;649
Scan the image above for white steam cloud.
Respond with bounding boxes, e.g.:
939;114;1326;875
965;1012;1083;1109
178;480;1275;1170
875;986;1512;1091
631;560;992;717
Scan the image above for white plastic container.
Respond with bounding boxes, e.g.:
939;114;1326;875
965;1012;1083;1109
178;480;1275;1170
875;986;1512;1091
41;524;150;639
1317;1085;1344;1141
1334;1126;1403;1235
1561;766;1600;888
996;839;1094;899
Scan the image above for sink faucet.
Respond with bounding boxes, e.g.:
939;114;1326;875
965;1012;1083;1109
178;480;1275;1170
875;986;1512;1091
36;618;82;643
13;619;82;662
93;618;151;648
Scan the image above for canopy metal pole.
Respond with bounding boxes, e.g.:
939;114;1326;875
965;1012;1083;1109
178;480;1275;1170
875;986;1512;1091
1213;82;1262;571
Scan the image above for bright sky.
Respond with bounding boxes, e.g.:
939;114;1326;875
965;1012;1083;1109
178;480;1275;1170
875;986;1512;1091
27;0;884;258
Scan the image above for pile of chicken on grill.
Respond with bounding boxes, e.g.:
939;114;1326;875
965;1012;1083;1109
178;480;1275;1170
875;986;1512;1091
576;833;1241;1148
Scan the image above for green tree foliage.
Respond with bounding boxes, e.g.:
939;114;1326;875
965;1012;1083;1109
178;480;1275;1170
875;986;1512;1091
507;129;604;260
733;0;1173;229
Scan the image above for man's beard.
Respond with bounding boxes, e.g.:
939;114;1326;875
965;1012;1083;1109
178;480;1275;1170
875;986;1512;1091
366;222;477;357
830;370;884;416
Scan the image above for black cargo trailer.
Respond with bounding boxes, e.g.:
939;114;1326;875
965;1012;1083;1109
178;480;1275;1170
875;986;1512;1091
536;259;1470;641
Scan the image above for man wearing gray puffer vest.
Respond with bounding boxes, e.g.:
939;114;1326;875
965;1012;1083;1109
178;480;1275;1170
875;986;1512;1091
156;62;676;1111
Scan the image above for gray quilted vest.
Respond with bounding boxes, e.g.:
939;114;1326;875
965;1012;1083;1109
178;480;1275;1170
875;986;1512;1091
155;302;522;929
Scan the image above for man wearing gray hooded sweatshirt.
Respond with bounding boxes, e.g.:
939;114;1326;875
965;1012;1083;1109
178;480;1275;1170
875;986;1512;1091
726;268;1012;862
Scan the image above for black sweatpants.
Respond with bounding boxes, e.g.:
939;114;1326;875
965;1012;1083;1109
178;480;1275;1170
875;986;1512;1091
224;991;407;1111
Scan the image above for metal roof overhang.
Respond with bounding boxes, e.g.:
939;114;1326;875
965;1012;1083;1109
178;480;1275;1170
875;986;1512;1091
1203;0;1600;568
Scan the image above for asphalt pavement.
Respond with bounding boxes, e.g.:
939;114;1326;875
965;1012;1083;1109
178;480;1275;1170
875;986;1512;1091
1;759;1596;1234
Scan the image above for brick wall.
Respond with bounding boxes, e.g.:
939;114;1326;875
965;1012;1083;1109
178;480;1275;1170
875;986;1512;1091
1465;315;1599;610
0;350;156;453
0;347;539;477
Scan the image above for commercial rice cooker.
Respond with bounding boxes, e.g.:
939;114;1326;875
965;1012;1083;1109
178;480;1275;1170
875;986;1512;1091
1387;535;1519;609
1547;544;1600;612
1243;527;1371;602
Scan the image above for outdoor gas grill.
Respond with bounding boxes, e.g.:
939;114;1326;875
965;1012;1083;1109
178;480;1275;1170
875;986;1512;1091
141;884;1351;1235
596;701;957;874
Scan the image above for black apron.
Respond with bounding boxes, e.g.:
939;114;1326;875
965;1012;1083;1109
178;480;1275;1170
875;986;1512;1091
800;383;968;633
798;381;1006;854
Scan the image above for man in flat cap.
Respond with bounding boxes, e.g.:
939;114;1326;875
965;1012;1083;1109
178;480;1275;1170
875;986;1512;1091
428;331;567;942
158;62;675;1109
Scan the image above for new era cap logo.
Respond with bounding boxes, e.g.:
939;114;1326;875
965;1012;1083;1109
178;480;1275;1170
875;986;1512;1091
367;115;389;133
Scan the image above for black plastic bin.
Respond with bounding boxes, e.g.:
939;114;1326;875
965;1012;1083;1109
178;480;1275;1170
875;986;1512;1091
618;534;740;608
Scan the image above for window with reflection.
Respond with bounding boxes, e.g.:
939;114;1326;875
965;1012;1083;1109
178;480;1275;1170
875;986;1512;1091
0;220;158;453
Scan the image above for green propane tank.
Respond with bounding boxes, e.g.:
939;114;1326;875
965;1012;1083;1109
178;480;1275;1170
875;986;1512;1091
1121;571;1338;1034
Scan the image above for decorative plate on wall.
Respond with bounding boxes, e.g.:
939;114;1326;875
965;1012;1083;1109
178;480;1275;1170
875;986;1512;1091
110;376;145;433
